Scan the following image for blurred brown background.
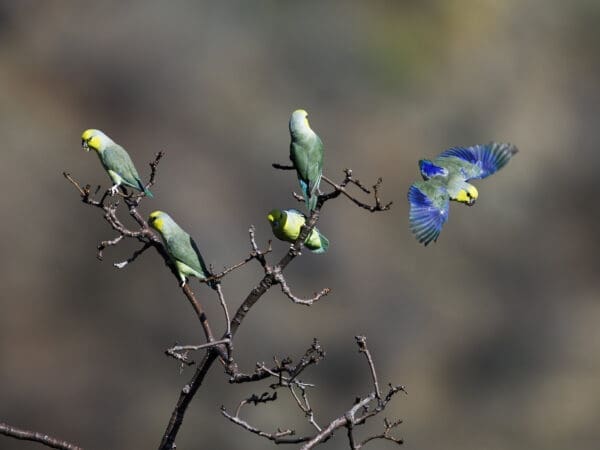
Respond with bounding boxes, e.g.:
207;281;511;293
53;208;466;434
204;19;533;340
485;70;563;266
1;1;599;449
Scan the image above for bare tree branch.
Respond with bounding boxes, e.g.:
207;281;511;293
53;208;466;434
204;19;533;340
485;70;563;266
356;336;381;399
0;421;83;450
272;165;393;212
273;267;331;306
65;157;395;450
224;337;405;449
113;242;153;268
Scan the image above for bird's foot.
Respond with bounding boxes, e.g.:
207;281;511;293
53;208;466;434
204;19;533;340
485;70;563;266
109;185;119;196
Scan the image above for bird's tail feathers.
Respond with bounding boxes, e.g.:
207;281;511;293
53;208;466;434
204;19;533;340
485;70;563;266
137;179;154;198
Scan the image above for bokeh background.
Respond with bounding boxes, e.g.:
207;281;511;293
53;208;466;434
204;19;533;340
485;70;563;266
1;1;599;449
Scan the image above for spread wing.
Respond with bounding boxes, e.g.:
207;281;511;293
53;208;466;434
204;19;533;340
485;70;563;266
407;182;450;246
437;142;518;180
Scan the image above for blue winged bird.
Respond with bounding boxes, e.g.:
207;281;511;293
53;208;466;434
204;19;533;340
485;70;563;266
408;142;518;245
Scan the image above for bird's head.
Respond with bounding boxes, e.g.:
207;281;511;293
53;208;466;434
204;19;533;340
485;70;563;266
267;209;284;228
455;185;479;206
81;129;110;152
148;210;168;233
289;109;311;135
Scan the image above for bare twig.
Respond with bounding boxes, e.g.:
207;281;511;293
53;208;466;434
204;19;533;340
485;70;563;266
166;339;232;355
272;165;393;212
66;156;394;450
214;283;231;337
356;336;381;399
165;338;233;367
97;235;123;260
113;242;153;269
221;407;310;444
0;421;83;450
225;337;404;449
273;268;331;306
357;418;404;448
203;233;272;283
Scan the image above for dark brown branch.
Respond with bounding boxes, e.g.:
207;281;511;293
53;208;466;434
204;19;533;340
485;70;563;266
0;421;83;450
272;165;393;212
225;337;404;449
159;351;219;450
67;158;393;449
180;284;218;347
113;242;153;269
228;339;324;386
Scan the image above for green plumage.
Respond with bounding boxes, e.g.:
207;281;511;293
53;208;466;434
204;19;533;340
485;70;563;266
100;144;148;193
267;209;329;253
408;142;518;245
411;179;449;210
148;211;210;285
81;129;153;198
289;110;324;212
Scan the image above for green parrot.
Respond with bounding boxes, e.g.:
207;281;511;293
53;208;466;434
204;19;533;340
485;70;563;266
148;211;211;286
408;142;518;245
81;129;153;198
289;109;324;212
267;208;329;253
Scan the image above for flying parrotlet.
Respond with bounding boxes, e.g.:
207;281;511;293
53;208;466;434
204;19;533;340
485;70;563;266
408;142;518;246
81;129;153;198
267;208;329;253
289;109;324;212
148;211;211;286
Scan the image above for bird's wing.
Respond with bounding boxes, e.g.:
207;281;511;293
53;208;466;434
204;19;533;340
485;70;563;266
102;145;143;189
305;135;324;195
166;233;208;278
437;142;518;180
407;181;450;246
291;136;323;194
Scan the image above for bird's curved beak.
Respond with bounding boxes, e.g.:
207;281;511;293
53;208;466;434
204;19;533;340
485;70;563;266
467;198;476;207
82;139;89;151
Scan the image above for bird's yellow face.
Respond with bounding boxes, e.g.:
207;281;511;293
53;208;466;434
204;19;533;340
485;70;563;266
267;209;283;228
299;109;309;128
81;129;103;152
455;185;479;206
148;211;165;232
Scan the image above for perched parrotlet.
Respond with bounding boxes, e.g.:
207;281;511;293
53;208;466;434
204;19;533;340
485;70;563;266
289;109;324;212
267;209;329;253
82;129;153;198
148;211;211;286
408;142;518;245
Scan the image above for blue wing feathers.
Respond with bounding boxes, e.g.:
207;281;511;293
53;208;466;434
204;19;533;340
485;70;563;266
438;142;517;180
407;184;449;246
419;159;448;179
